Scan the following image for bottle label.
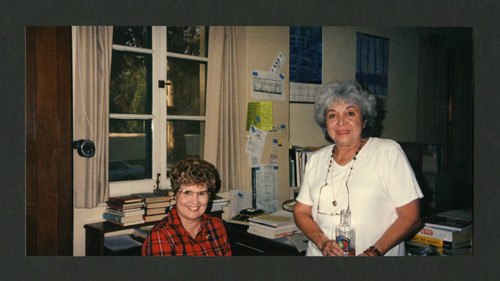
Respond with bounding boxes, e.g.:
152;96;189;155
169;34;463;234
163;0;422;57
336;236;351;254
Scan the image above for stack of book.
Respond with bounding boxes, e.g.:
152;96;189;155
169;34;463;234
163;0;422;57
133;192;173;223
104;195;145;226
247;210;300;239
410;209;472;251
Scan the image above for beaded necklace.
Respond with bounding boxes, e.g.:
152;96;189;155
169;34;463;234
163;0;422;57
324;138;365;208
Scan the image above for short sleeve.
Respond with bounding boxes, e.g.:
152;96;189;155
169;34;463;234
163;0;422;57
382;142;424;207
295;149;324;206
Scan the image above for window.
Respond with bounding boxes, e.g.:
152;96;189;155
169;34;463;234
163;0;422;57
109;26;209;196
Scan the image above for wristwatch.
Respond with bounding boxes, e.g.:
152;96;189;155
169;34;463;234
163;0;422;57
369;246;382;256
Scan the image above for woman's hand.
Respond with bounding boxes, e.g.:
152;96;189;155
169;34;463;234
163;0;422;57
320;239;345;256
294;201;344;256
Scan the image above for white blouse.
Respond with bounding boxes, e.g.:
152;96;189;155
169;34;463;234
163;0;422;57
296;137;423;256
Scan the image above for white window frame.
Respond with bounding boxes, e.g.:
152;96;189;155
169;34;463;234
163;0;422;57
109;26;209;197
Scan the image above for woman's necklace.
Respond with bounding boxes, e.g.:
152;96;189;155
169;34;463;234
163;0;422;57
326;138;365;207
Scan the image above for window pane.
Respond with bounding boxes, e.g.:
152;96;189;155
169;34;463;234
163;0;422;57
167;120;205;166
109;119;152;181
167;26;208;57
110;51;152;114
113;26;152;49
166;58;206;116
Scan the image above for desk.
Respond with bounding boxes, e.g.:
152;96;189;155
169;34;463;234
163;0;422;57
84;211;223;256
225;222;305;256
84;220;304;256
84;221;157;256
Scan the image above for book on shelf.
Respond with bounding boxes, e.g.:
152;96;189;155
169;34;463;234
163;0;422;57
132;192;171;203
144;207;168;216
107;195;143;204
143;213;167;223
248;210;295;228
106;201;144;210
106;219;145;227
145;201;171;209
289;146;319;187
103;212;144;224
106;207;144;217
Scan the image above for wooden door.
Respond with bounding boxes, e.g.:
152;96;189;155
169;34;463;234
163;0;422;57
26;26;73;255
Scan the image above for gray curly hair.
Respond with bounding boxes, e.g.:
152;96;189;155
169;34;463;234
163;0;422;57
314;80;377;143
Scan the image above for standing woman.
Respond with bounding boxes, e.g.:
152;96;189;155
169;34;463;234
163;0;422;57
142;158;231;256
293;80;423;256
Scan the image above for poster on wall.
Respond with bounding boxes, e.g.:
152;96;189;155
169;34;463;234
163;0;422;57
252;70;285;101
289;26;322;103
355;33;389;97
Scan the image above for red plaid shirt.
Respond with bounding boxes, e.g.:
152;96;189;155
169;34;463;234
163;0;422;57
142;206;231;256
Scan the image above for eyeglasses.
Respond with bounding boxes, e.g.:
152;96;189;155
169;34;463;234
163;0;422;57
316;163;354;216
178;190;210;200
316;182;341;216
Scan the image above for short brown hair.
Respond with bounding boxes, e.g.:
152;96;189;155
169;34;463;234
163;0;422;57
170;158;221;197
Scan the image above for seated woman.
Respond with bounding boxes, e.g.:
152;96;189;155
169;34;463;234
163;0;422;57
142;158;232;256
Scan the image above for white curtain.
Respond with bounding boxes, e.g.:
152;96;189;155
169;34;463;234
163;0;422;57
73;26;113;208
205;26;242;192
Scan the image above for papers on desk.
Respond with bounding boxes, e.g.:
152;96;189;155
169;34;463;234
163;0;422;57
104;234;143;251
247;210;301;239
248;210;294;227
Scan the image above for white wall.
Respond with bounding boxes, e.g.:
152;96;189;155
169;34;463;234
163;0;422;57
237;26;291;205
290;27;421;147
73;205;106;256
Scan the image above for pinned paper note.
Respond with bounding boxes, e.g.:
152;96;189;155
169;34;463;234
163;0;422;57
252;164;279;212
246;101;273;131
246;125;267;167
270;52;286;73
